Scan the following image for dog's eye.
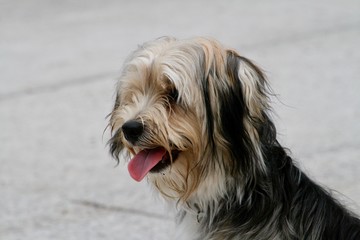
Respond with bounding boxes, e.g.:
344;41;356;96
168;88;179;102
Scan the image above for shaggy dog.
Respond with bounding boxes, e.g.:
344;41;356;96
108;37;360;239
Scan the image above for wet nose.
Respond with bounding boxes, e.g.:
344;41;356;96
121;120;144;143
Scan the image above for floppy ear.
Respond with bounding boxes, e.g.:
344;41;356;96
218;50;274;178
226;50;269;122
107;93;125;162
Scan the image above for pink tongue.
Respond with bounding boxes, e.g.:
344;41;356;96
128;148;167;182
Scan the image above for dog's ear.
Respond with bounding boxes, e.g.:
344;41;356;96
217;50;273;177
107;93;124;162
225;50;269;122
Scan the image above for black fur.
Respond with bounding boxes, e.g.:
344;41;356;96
196;51;360;239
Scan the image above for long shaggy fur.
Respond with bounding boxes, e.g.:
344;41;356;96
107;37;360;239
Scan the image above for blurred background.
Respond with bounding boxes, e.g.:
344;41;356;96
1;0;359;239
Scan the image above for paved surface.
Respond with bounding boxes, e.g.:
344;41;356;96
1;0;359;239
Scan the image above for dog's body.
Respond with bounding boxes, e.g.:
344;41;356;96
108;37;360;239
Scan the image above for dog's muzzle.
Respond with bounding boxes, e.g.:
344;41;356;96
120;120;181;182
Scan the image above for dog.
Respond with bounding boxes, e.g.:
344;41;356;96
107;37;360;239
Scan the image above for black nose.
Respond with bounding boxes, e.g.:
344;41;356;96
121;120;144;143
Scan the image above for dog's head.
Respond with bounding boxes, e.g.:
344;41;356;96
108;37;275;202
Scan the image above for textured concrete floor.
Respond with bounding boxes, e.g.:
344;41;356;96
1;0;359;239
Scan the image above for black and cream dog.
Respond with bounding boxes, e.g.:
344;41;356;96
108;37;360;239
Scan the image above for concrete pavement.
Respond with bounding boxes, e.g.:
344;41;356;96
1;0;359;239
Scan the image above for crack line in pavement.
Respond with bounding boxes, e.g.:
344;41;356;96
0;71;118;101
1;21;359;102
72;199;171;220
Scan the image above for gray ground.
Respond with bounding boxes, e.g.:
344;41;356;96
1;0;359;239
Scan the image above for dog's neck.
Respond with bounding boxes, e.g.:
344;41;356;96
175;197;232;240
172;177;241;239
174;208;202;240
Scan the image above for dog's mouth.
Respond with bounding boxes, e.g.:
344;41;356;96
127;147;180;182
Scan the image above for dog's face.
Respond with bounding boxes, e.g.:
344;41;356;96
108;37;271;202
